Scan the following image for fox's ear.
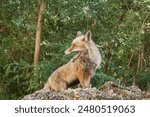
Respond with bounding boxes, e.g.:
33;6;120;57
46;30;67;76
85;31;92;41
77;31;83;37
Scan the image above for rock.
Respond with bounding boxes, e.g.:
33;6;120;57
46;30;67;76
22;81;149;100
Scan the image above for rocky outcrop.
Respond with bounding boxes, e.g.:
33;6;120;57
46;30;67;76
23;81;150;100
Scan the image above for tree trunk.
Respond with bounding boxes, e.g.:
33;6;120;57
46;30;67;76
34;3;45;66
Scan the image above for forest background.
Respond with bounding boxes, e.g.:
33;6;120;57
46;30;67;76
0;0;150;99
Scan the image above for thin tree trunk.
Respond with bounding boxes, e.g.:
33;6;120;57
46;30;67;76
34;3;45;66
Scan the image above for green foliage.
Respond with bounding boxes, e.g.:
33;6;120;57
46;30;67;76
136;70;150;90
0;0;150;99
91;69;118;88
0;60;32;99
28;60;52;92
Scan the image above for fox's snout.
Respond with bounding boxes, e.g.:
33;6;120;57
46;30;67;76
64;49;71;55
64;45;74;55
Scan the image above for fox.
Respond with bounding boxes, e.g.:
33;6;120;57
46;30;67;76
43;31;101;92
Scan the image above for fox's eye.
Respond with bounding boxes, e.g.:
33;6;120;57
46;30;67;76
82;38;85;42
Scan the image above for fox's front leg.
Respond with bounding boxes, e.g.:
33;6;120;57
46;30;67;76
76;64;89;88
83;68;91;88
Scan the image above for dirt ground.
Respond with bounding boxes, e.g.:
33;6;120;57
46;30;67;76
23;81;150;100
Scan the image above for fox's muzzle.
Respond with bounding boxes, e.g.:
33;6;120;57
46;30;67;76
64;45;74;55
64;49;71;55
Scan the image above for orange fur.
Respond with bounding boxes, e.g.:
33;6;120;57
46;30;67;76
44;31;101;92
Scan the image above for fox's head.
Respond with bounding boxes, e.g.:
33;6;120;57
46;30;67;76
65;31;92;61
